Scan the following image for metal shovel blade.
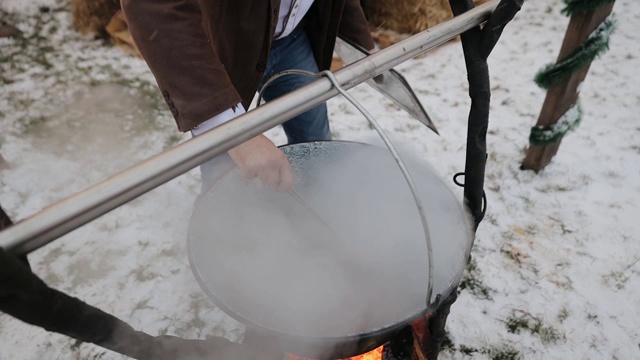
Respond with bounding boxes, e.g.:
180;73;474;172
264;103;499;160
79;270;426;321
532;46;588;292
334;36;439;135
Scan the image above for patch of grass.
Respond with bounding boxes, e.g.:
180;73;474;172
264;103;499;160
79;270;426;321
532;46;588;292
458;257;494;300
91;351;107;359
525;224;537;235
602;270;629;290
500;242;530;267
503;310;564;345
459;344;479;355
485;213;499;226
559;222;574;234
547;275;573;291
501;230;517;242
69;339;83;350
505;315;529;333
439;332;454;352
130;267;159;282
557;307;570;323
447;340;522;360
516;195;536;209
171;293;210;337
132;297;153;313
444;328;522;360
487;346;522;360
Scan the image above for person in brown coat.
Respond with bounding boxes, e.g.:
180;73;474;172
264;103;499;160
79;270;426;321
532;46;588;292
121;0;374;191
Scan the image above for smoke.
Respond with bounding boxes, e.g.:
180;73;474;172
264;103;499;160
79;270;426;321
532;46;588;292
188;141;472;358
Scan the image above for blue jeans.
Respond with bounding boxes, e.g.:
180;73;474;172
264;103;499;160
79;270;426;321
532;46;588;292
259;26;331;144
199;27;329;189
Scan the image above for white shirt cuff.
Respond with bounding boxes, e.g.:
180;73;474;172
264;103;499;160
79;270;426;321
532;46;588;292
191;103;246;136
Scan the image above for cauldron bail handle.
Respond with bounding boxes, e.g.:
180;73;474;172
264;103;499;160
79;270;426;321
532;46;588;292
258;69;436;309
318;70;435;309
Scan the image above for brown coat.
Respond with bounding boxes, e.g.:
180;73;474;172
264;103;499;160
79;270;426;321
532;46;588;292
121;0;374;132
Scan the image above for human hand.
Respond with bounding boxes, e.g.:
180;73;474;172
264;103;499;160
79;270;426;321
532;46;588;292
227;134;294;192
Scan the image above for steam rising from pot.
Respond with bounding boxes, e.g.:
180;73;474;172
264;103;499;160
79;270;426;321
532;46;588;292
188;141;472;351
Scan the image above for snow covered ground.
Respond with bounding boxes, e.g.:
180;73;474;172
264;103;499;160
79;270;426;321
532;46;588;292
1;0;638;359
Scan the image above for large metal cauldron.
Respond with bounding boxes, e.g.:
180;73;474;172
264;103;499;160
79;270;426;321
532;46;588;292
188;141;472;358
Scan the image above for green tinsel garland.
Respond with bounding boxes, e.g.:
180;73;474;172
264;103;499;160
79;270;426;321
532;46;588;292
562;0;615;16
534;16;615;89
529;0;616;145
529;104;582;145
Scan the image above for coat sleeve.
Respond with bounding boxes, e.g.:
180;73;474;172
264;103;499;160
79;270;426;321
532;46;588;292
121;0;241;132
338;0;375;51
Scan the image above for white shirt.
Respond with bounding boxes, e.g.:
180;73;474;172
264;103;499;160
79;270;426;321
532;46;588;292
274;0;314;40
192;0;315;136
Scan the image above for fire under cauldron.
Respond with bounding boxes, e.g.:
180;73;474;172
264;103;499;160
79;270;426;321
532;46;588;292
188;141;473;359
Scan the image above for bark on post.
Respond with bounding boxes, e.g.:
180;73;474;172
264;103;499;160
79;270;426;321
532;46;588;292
521;2;615;171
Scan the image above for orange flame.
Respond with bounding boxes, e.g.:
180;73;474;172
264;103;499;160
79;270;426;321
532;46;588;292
287;346;383;360
347;346;383;360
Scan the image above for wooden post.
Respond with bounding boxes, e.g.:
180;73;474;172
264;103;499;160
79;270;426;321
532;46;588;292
521;2;615;171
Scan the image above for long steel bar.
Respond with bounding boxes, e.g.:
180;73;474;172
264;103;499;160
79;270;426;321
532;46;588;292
0;0;499;254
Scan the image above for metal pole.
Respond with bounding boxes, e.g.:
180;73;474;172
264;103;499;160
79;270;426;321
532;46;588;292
0;0;499;255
